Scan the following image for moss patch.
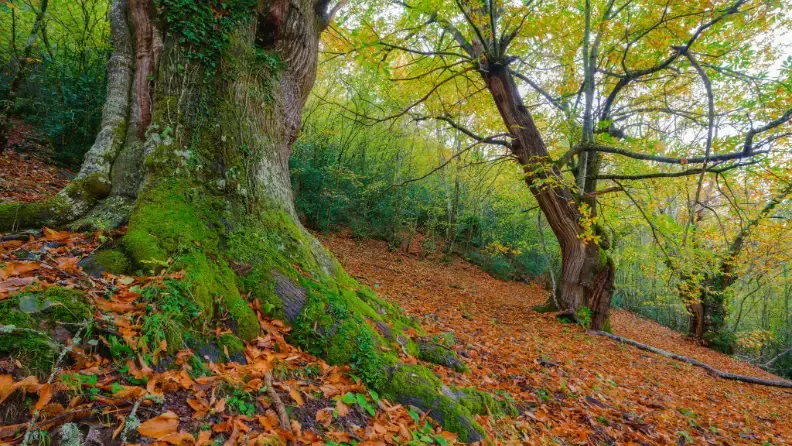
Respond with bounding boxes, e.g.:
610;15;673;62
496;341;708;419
92;249;130;275
418;340;467;373
451;387;518;418
0;287;91;376
122;179;259;341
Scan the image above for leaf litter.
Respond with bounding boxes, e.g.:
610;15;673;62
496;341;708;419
319;231;792;445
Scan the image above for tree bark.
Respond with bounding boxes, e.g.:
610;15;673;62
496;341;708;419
0;1;498;441
483;65;614;330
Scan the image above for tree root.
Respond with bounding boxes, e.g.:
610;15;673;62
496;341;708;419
589;330;792;389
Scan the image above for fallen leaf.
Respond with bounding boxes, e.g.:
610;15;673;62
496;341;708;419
137;411;179;439
34;383;53;411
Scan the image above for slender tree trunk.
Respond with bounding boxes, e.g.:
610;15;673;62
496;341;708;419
483;65;614;330
0;0;49;153
0;1;496;441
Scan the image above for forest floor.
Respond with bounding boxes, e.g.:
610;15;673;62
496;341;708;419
1;140;791;445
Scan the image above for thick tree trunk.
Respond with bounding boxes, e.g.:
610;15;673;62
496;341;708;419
483;65;615;330
0;1;503;441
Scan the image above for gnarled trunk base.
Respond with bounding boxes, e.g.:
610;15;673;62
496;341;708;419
0;1;509;441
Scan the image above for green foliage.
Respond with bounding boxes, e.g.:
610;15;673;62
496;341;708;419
575;306;593;329
62;373;100;399
139;278;202;352
155;0;257;73
225;385;256;416
292;110;559;283
341;391;377;416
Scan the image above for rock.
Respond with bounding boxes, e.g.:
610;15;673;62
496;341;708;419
418;339;467;372
197;343;222;363
77;255;104;278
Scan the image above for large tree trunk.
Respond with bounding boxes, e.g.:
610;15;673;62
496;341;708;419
483;65;615;330
0;1;500;441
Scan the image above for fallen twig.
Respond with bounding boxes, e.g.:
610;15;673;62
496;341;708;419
264;371;293;435
589;330;792;389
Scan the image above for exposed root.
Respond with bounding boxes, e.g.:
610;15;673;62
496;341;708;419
589;330;792;389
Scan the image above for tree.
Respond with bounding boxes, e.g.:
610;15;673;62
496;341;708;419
332;0;792;330
0;0;49;152
0;0;499;441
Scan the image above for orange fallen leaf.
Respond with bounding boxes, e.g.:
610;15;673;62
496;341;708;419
288;387;304;407
316;408;333;427
43;227;71;241
0;261;40;279
34;383;53;411
137;411;179;439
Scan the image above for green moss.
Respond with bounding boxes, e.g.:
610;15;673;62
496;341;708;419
141;312;185;353
0;287;89;377
92;249;129;275
384;365;487;443
0;329;57;377
290;278;397;390
0;287;91;327
218;333;245;360
68;172;111;200
0;298;35;328
0;200;67;232
122;179;259;341
452;387;518;418
37;287;92;324
122;179;219;266
533;299;560;313
418;341;467;373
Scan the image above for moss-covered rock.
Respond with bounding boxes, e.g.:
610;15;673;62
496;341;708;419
447;387;518;418
384;365;487;443
418;340;467;373
0;327;58;377
9;287;93;326
218;333;246;362
0;287;91;376
90;249;130;275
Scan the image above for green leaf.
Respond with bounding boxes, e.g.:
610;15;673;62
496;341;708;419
369;390;379;402
355;393;367;407
342;392;356;404
409;409;420;425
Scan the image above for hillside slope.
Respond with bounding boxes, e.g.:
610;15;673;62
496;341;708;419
320;232;792;444
1;145;790;444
